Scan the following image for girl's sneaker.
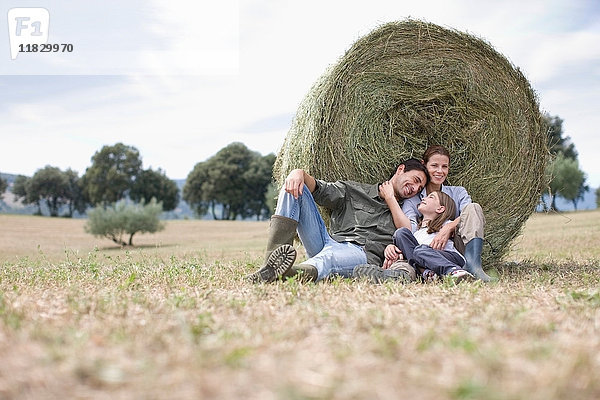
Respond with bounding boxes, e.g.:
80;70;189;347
449;269;476;283
421;269;438;283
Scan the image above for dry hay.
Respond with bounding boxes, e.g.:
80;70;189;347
274;19;548;264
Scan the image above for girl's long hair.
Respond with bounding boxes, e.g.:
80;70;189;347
419;191;457;234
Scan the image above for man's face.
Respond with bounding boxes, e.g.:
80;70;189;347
394;168;426;199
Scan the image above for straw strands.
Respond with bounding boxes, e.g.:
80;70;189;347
274;20;548;264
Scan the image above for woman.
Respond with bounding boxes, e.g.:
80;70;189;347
401;145;492;282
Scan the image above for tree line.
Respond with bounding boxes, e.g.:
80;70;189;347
0;115;598;221
0;141;277;220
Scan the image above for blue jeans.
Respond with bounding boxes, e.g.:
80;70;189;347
393;227;465;276
275;188;367;281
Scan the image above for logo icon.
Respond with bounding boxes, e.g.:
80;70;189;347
7;8;50;60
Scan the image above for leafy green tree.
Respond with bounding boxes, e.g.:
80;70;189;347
543;114;577;160
0;175;7;199
542;114;588;210
81;143;143;206
12;167;86;217
596;187;600;209
183;161;211;217
64;168;88;217
28;166;68;217
547;154;587;211
183;142;275;220
85;198;165;246
264;182;278;218
12;175;40;214
243;153;276;220
130;168;180;211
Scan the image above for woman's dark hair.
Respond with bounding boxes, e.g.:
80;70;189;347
422;145;451;165
388;158;429;182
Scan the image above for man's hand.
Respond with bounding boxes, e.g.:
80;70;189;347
284;169;305;199
429;223;453;250
383;244;403;269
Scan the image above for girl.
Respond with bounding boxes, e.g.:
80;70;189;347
386;190;474;282
401;145;492;282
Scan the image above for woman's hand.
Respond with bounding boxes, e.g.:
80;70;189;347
429;223;453;250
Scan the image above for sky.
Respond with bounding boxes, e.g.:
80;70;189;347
1;0;599;187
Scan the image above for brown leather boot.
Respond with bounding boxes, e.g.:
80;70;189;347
246;216;298;283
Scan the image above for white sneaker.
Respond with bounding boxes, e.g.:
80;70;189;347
449;269;475;283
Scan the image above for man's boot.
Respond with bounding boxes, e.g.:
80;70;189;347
283;263;318;282
463;238;493;282
353;261;416;284
246;216;298;283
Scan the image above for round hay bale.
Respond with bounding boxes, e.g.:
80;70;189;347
274;19;548;265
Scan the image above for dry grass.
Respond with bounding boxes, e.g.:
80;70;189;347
1;212;599;399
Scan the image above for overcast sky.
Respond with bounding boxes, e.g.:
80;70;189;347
1;0;599;187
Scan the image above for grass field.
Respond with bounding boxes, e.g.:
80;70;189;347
1;211;599;399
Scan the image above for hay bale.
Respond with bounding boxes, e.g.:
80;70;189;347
274;19;548;264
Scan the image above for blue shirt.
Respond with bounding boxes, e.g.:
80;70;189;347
402;185;472;232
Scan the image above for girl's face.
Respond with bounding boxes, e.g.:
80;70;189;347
425;154;450;186
418;192;443;215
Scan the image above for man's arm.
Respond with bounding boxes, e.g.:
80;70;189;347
284;169;317;199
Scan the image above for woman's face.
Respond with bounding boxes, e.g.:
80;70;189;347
425;153;449;186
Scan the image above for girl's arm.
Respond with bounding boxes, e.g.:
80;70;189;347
380;181;411;229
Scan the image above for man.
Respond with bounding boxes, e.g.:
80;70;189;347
247;159;428;283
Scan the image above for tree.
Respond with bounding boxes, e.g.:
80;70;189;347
81;143;143;206
0;175;7;199
542;114;588;210
130;168;180;211
183;142;275;220
85;198;165;246
12;175;41;214
243;153;276;220
543;114;577;160
183;161;211;217
12;167;86;217
63;168;88;217
596;187;600;209
547;154;587;211
28;166;69;217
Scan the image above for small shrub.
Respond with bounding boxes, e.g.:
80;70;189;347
85;199;165;246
